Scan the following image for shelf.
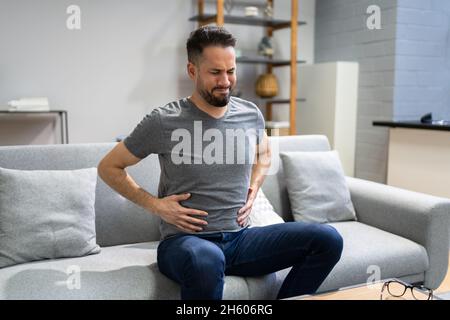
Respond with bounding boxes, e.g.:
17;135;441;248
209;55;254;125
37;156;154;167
0;110;69;144
237;56;306;66
189;14;306;30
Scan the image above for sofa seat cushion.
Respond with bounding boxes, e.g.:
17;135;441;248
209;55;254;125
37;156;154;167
0;241;276;300
274;221;429;295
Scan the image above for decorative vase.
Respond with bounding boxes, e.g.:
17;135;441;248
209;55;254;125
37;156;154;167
258;36;274;57
255;73;279;98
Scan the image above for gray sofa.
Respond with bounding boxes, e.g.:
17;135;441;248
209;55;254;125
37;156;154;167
0;135;449;299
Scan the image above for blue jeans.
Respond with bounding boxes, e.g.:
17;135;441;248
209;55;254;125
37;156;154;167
157;222;343;300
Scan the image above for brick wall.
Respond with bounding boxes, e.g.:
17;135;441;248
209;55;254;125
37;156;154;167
315;0;397;183
395;0;450;121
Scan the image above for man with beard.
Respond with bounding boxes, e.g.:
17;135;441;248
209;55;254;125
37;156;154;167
98;26;343;300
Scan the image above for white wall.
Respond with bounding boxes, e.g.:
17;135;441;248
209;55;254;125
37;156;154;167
0;0;195;144
0;0;315;144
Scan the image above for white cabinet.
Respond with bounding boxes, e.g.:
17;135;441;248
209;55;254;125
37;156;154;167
296;62;359;176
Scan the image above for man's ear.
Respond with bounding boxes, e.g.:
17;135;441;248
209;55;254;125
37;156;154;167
187;62;197;80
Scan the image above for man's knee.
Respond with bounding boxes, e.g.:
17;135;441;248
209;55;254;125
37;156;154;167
281;222;343;264
183;243;225;279
161;240;225;300
316;225;344;263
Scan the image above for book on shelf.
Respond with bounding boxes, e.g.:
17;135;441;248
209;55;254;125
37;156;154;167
8;106;51;112
6;97;50;112
265;121;290;129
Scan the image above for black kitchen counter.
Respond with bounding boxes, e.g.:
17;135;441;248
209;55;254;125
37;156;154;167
373;120;450;132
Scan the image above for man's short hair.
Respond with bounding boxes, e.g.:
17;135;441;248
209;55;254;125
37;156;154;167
186;26;237;64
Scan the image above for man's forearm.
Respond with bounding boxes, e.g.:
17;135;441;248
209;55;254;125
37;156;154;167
250;147;271;191
250;161;269;190
98;166;159;213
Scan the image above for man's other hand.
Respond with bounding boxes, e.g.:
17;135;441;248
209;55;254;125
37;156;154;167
237;187;257;227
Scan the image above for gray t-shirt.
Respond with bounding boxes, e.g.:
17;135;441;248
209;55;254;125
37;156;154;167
124;96;265;240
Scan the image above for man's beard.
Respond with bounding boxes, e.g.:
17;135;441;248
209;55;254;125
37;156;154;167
199;86;232;107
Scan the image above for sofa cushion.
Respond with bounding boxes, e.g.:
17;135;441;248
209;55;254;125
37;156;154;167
0;167;101;269
261;135;332;222
273;221;429;294
0;242;276;299
0;222;430;299
279;151;356;223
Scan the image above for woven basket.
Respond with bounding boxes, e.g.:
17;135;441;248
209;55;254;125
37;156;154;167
255;73;279;98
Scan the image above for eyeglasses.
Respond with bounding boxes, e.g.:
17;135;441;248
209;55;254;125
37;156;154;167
380;280;433;300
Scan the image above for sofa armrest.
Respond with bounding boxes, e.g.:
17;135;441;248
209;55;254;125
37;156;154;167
345;176;450;289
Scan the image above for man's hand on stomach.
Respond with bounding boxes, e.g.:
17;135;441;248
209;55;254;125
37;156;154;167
150;193;208;233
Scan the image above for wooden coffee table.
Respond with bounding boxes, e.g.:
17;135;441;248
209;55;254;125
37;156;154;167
288;278;437;300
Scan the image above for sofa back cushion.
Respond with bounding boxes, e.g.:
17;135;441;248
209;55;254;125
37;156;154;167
0;167;101;268
0;135;332;246
262;135;331;222
0;143;161;247
279;150;357;223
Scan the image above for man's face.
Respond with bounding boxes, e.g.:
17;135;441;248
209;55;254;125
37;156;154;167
188;46;237;107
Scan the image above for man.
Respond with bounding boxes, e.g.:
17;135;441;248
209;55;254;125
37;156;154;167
98;26;343;300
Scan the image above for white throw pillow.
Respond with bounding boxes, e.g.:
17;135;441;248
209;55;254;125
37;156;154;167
248;188;284;227
280;150;357;223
